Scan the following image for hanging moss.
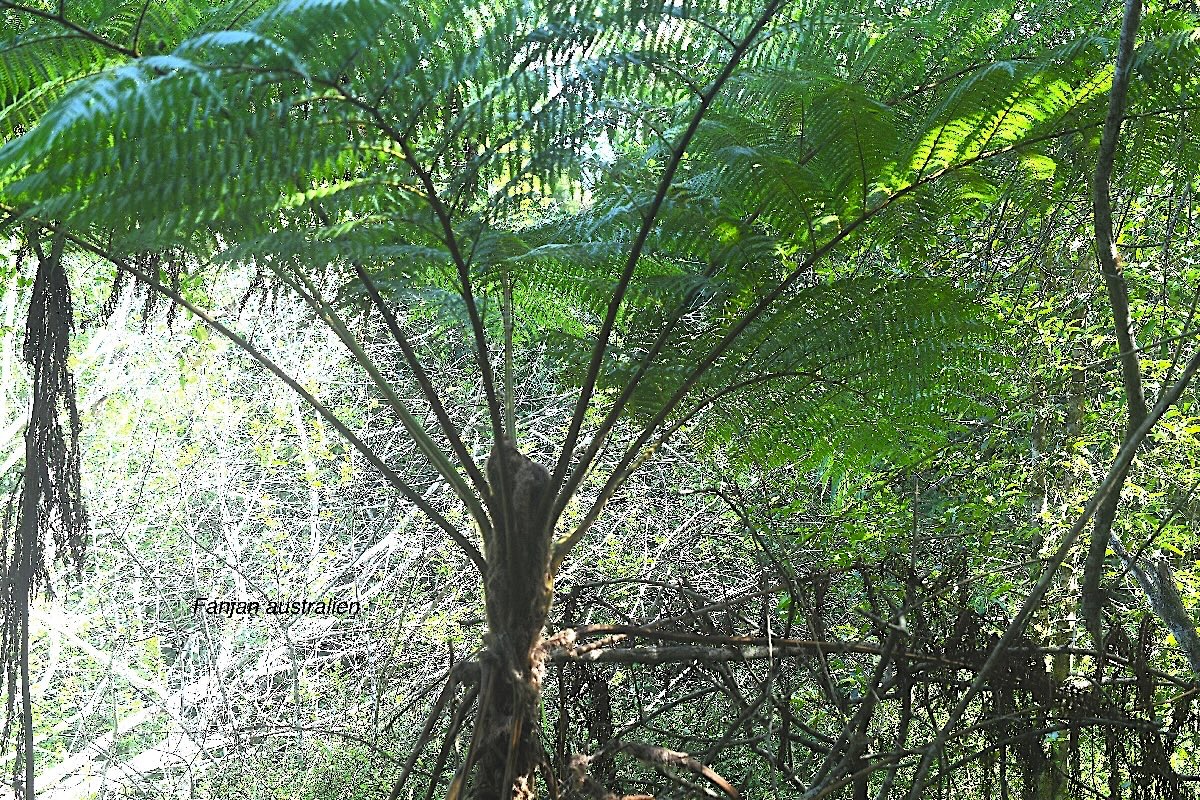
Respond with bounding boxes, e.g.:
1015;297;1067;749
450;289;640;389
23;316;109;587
0;227;88;799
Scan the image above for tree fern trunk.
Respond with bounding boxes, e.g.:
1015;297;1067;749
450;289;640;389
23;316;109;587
469;442;554;799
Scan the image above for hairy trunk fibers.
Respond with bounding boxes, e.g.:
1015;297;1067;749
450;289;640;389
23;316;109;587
465;442;555;800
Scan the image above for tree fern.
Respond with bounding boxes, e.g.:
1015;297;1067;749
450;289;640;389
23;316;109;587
1;0;1199;795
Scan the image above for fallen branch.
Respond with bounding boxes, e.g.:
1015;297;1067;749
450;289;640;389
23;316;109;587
619;741;740;799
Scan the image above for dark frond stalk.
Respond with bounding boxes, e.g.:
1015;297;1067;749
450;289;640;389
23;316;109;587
303;201;494;510
1081;0;1147;650
552;211;884;567
132;266;486;570
316;81;506;452
304;231;492;515
397;137;506;446
546;258;725;534
385;663;478;800
130;0;152;55
351;262;496;528
547;0;792;512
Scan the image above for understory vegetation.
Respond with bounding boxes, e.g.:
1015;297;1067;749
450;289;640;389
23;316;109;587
1;0;1200;797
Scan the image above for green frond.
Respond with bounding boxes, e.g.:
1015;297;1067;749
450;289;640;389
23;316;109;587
1133;21;1200;97
0;33;115;139
2;0;1196;487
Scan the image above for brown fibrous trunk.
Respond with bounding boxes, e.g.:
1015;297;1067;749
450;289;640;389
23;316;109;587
470;441;556;800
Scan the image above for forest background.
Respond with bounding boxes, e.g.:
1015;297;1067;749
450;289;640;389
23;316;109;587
0;0;1199;797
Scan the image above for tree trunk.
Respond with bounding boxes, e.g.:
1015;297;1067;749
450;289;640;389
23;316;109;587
469;441;556;799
